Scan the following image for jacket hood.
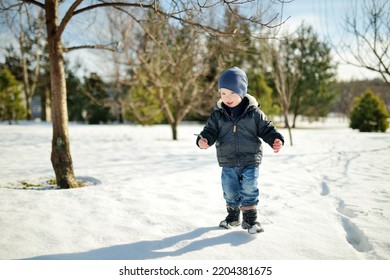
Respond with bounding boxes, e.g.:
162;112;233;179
216;93;259;110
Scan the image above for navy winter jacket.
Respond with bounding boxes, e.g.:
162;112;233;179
198;94;284;167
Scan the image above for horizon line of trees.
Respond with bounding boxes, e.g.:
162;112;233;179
3;62;387;122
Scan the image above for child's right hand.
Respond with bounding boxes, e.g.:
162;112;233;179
198;137;210;149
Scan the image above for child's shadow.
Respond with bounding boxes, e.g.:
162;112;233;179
25;227;255;260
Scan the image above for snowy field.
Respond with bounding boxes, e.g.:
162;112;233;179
0;117;389;263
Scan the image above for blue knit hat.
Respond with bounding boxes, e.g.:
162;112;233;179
218;67;248;98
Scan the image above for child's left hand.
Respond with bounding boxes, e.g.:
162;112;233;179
272;138;283;153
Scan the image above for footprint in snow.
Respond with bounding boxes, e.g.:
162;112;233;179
336;199;357;218
341;217;372;253
320;178;330;196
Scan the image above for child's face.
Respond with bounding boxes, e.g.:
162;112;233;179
220;88;242;108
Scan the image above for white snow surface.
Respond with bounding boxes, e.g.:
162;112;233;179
1;117;389;260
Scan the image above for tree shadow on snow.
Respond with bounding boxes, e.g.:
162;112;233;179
25;227;255;260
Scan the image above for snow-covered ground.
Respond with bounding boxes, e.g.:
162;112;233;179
0;117;389;263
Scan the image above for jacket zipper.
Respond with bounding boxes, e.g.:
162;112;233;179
233;121;239;166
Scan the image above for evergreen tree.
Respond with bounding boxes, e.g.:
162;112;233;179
66;69;89;122
0;68;26;123
289;26;338;126
247;71;280;118
125;71;165;125
83;73;112;124
350;89;389;132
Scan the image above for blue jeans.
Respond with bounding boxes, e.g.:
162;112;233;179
221;165;260;209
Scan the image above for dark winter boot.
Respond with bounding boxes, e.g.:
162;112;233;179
242;209;264;234
219;206;240;229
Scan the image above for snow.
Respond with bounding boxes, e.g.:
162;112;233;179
0;117;390;264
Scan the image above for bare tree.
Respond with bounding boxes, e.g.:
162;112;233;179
2;7;47;120
337;0;390;86
0;0;287;188
122;12;216;140
263;39;301;146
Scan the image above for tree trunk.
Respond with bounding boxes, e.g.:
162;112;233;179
283;111;293;146
171;124;178;141
281;100;293;146
292;112;298;129
45;0;79;188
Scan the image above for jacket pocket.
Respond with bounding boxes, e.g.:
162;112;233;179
216;142;229;165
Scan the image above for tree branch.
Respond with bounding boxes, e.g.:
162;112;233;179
72;2;154;16
63;43;120;52
23;0;45;10
56;0;83;41
72;1;286;39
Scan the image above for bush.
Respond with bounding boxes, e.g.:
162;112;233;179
349;89;389;132
0;68;26;123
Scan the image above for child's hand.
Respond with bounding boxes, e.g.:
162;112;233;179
198;137;210;149
272;138;283;153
